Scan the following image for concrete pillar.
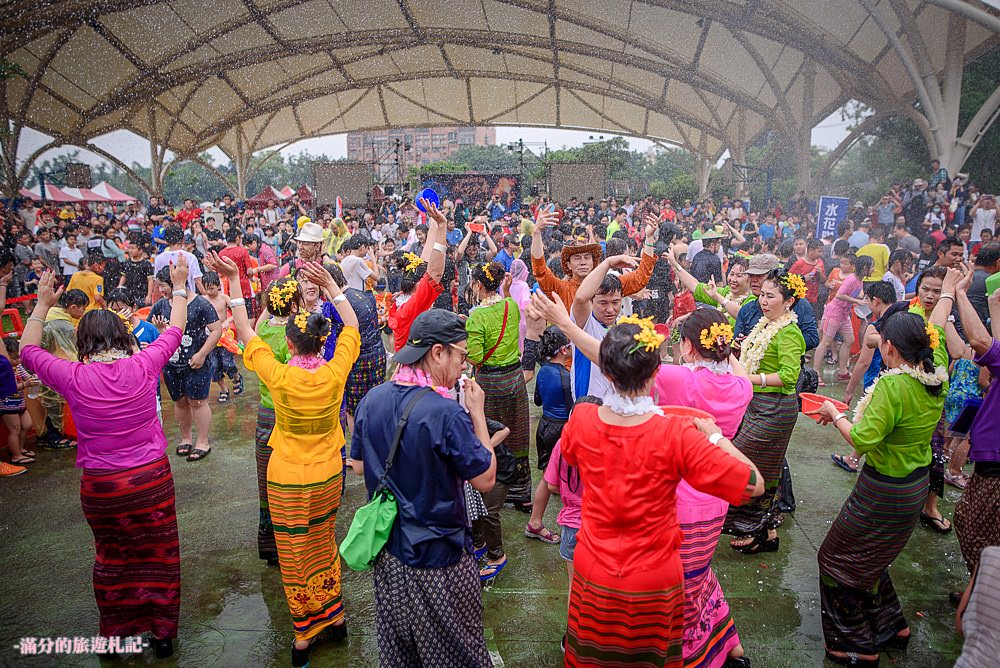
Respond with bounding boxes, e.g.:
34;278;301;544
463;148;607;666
795;61;816;196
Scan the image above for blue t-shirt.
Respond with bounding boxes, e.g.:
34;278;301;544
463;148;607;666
534;362;570;421
758;223;776;240
446;229;464;246
494;248;515;272
351;383;492;568
132;319;160;347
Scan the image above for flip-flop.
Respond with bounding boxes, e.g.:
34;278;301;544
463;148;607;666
831;453;858;473
187;447;211;462
473;544;487;561
920;512;952;533
524;524;561;545
479;557;508;582
175;443;193;457
21;450;35;457
10;456;35;465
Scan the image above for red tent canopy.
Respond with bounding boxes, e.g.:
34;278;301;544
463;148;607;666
19;187;40;201
245;185;285;205
91;181;138;202
296;184;313;206
61;187;111;202
279;186;295;198
36;184;81;202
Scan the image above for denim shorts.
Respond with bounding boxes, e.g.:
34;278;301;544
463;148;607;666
559;525;578;562
162;360;215;401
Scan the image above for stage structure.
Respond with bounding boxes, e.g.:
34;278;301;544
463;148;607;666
420;173;521;211
548;163;608;204
312;162;373;208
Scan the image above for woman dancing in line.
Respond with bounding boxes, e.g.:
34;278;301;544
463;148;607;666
21;260;190;659
252;277;300;565
808;306;950;668
554;313;763;667
207;253;359;668
723;269;806;554
466;260;530;579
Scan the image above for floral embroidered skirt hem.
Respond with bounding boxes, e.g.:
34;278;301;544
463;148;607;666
267;457;345;642
80;455;180;640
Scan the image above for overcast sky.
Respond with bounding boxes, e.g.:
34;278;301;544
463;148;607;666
16;111;853;173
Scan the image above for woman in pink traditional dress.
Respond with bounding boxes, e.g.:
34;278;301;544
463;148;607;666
653;308;754;668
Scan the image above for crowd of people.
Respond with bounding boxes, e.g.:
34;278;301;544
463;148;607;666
0;159;998;668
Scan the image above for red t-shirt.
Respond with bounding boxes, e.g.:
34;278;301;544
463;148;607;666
388;275;444;352
788;258;825;304
175;208;202;229
219;246;253;297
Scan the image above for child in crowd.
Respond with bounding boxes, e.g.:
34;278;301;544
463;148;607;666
0;338;36;470
201;272;243;403
814;253;873;383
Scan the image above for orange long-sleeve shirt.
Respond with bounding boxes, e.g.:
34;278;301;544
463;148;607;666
531;251;657;309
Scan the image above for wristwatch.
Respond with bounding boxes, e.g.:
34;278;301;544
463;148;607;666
332;294;348;305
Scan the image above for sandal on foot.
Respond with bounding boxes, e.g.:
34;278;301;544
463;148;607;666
831;454;859;473
473;544;488;561
233;374;245;396
920;512;951;533
218;391;230;404
944;471;968;490
175;443;193;457
10;456;35;465
187;447;211;462
291;641;311;668
21;450;35;458
480;557;508;582
731;532;779;555
723;657;751;668
824;650;879;667
524;524;561;545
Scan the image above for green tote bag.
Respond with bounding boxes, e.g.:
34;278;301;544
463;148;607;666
341;388;430;572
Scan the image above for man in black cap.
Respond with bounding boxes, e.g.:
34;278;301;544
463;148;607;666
350;308;496;667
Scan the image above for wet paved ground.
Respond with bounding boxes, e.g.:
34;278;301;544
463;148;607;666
0;365;970;667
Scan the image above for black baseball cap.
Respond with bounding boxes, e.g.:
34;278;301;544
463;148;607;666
394;309;468;365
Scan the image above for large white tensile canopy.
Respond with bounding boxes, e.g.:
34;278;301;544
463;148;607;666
2;0;999;196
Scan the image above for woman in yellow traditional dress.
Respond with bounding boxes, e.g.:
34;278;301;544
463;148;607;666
206;252;359;667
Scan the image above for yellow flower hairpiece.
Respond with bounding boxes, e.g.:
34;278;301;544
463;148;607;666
926;322;940;350
617;314;665;353
699;322;733;350
781;273;808;300
483;263;495;283
403;252;425;274
268;279;299;309
294;311;310;333
112;310;134;335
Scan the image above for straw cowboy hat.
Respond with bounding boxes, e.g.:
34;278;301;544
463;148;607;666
560;243;603;274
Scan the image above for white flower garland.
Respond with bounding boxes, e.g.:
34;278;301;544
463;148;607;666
684;360;733;375
604;392;664;417
739;311;798;374
852;364;949;423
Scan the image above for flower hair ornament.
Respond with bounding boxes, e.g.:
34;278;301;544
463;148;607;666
482;263;495;283
926;322;940;350
780;273;808;300
294;311;330;344
403;252;425;274
617;314;666;353
699;322;733;351
112;309;134;335
268;280;298;309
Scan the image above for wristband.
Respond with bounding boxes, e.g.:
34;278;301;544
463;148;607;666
721;298;730;308
939;293;954;301
332;294;348;305
229;298;246;307
759;373;767;388
644;241;656;247
834;412;848;423
433;242;448;253
172;289;187;298
28;316;46;325
708;432;724;446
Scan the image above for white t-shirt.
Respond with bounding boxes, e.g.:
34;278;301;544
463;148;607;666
971;208;997;241
882;271;906;302
570;312;613;402
58;246;83;275
153;249;203;294
340;254;373;291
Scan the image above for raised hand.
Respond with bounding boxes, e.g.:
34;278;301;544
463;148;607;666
421;198;446;226
530;289;572;327
300;261;334;290
36;270;63;308
606;254;640;270
205;251;239;280
169;253;189;288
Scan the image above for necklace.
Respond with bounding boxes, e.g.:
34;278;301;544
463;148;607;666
684;359;733;375
852;363;948;423
289;354;325;370
84;348;131;364
604;392;664;417
740;311;798;374
478;294;504;308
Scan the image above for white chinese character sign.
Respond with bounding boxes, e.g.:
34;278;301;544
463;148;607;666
816;196;850;240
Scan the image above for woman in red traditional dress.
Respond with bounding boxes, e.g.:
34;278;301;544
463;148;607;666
559;316;764;667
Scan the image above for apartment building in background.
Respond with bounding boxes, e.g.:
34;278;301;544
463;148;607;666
346;126;496;182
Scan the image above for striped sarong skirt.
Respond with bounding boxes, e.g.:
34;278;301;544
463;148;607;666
80;455;180;640
255;404;277;563
954;463;1000;574
268;465;345;641
345;349;387;416
478;363;531;501
724;392;799;536
566;566;685;667
818;464;928;654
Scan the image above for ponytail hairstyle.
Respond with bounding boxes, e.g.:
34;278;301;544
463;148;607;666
538;325;570;362
680;308;733;363
881;311;943;396
286;312;331;356
394;250;427;294
472;261;505;293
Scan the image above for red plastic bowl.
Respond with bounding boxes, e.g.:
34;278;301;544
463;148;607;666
660;405;712;420
799;393;849;422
